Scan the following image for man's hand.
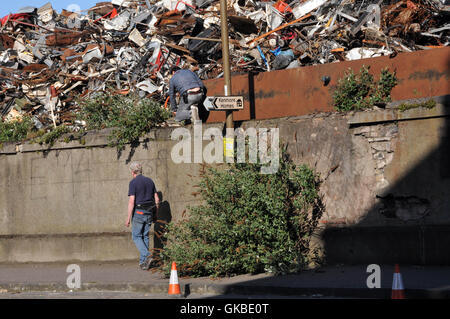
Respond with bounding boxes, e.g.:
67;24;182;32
153;203;160;223
125;218;131;227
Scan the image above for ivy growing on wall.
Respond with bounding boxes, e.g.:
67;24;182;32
333;66;398;112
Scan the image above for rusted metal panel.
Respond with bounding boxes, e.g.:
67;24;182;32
22;64;48;73
0;34;14;49
204;47;450;123
46;31;88;46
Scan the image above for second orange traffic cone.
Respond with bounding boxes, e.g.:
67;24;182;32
168;262;181;295
391;264;405;299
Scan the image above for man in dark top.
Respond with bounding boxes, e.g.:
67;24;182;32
169;66;207;122
126;162;160;270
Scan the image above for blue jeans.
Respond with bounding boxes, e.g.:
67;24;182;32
131;210;153;264
175;92;204;121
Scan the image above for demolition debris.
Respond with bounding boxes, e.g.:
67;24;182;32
0;0;448;131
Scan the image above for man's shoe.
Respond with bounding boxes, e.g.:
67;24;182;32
141;256;153;270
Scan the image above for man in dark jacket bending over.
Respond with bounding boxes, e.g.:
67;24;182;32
169;67;206;123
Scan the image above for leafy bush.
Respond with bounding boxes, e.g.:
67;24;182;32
369;68;399;106
160;149;323;277
0;116;34;144
33;125;71;146
333;66;398;112
77;93;170;151
108;98;171;151
77;93;126;130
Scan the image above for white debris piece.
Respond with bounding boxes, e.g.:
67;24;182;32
103;10;131;31
129;28;147;47
137;80;159;93
37;2;54;23
345;47;393;60
162;0;194;11
266;5;284;30
292;0;328;19
83;47;104;64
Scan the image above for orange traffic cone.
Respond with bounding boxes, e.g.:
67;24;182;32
168;262;181;295
391;264;405;299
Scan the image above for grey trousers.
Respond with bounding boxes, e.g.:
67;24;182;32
175;92;204;122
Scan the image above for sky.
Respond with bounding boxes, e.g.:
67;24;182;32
0;0;103;17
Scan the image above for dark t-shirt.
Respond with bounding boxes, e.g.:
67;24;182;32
128;175;157;205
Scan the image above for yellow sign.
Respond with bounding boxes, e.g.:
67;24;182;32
223;137;234;157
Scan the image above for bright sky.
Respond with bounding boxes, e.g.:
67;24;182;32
0;0;103;17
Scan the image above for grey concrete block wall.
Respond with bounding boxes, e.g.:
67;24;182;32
1;101;449;264
0;234;136;263
0;126;215;263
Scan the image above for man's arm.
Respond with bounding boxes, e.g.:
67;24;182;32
153;192;160;222
126;195;135;227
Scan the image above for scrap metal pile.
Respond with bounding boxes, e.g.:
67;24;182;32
0;0;449;129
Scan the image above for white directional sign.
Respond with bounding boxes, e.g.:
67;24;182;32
203;96;244;111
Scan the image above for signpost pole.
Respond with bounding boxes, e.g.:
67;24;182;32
220;0;234;160
220;0;232;99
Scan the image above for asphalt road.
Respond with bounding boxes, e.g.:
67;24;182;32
0;291;354;299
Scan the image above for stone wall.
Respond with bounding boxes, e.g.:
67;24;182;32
0;97;449;264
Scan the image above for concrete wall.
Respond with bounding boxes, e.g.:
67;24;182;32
1;97;449;264
0;128;205;263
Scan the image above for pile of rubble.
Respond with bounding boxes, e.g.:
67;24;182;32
0;0;448;130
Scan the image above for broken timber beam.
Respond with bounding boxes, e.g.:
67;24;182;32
247;13;312;45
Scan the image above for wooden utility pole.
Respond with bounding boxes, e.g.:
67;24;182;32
220;0;234;159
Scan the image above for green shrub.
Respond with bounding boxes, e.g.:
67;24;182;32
33;125;71;146
1;92;170;150
370;68;398;105
108;98;171;151
77;93;170;151
333;66;398;112
0;116;34;144
160;149;323;277
76;93;126;130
